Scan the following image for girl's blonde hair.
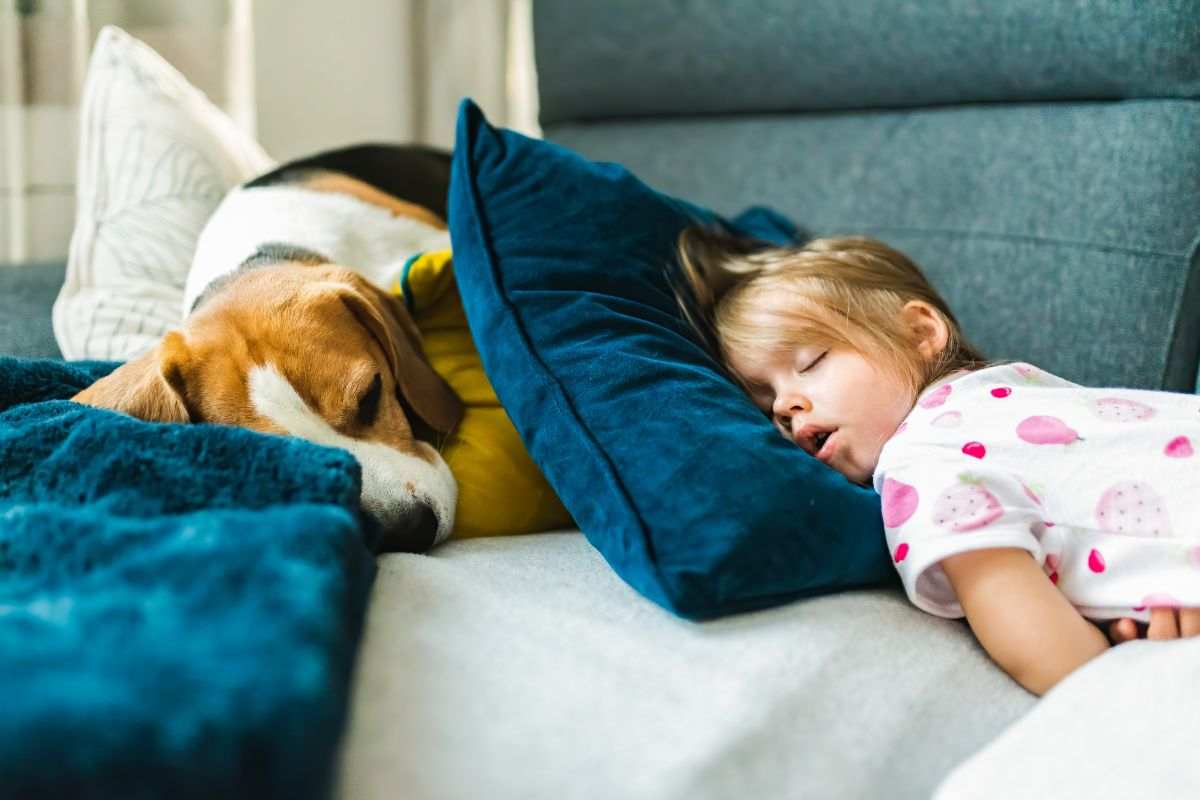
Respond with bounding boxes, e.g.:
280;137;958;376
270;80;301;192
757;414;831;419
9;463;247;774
673;227;988;397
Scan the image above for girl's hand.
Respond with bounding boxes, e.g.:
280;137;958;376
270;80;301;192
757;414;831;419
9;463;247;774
1107;609;1200;643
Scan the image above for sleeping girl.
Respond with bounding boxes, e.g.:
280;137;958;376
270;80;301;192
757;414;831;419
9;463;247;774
672;226;1200;695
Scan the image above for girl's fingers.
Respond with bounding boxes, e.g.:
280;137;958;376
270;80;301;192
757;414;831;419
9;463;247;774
1108;618;1140;644
1148;607;1180;640
1106;610;1200;642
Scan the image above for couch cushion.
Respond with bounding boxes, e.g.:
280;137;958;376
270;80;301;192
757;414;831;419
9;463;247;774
338;533;1035;800
535;0;1200;123
545;101;1200;392
448;100;895;620
0;262;66;359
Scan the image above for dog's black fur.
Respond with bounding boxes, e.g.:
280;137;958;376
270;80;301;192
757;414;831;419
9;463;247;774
244;143;453;221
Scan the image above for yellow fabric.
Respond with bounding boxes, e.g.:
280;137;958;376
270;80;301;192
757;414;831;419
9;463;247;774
390;249;572;538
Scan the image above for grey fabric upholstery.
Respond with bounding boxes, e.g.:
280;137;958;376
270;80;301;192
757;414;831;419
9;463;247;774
536;0;1200;122
535;2;1200;393
0;262;66;359
545;103;1200;392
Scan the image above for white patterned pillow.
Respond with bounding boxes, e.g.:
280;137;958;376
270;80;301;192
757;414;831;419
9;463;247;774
54;25;273;361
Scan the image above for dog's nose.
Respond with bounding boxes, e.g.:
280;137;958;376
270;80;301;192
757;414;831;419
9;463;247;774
378;501;440;553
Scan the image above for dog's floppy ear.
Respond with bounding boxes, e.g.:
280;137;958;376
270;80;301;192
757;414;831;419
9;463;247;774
71;331;193;423
338;275;463;436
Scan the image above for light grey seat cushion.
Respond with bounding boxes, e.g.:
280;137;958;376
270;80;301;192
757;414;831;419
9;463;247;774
936;636;1200;799
336;533;1036;800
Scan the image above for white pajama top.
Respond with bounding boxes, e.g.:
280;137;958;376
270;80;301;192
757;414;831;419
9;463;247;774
872;362;1200;622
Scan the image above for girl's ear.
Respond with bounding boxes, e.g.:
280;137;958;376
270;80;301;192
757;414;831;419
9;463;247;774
901;300;950;362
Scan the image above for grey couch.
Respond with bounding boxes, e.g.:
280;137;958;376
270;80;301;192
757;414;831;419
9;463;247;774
535;1;1200;393
335;4;1198;799
0;261;66;359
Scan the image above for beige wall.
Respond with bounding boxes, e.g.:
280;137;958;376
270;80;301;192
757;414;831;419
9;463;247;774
1;0;538;262
252;0;420;160
252;0;537;160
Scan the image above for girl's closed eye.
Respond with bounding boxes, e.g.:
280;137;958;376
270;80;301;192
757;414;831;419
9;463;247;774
798;350;827;373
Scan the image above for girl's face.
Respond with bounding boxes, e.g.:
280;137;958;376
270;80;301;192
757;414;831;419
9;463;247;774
729;341;917;485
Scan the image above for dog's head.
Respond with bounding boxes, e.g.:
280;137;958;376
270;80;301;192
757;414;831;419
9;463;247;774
72;262;464;552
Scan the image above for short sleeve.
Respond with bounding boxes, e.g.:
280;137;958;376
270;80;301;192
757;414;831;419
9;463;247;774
878;462;1046;618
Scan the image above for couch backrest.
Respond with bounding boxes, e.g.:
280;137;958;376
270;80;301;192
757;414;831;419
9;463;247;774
533;0;1200;392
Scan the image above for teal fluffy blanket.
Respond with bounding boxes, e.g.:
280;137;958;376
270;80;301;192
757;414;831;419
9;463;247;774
0;357;376;798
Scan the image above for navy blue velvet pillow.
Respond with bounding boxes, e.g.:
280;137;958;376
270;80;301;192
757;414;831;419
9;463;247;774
448;100;894;619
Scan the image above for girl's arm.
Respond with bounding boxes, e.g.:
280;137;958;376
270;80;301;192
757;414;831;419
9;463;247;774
940;547;1111;696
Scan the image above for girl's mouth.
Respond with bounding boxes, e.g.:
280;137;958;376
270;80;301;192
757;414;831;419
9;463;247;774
815;430;837;462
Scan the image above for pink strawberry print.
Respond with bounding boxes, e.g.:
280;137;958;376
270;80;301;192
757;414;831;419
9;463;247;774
881;478;920;528
893;543;909;563
932;410;963;428
990;386;1013;398
1013;363;1044;384
961;442;987;459
919;383;952;409
1092;396;1156;422
1141;593;1181;609
1044;553;1060;584
1094;481;1172;536
1016;415;1081;445
1164;436;1194;458
1088;548;1106;573
933;474;1004;532
1020;481;1043;506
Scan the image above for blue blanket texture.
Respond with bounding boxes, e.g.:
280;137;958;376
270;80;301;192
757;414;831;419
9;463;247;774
0;357;377;799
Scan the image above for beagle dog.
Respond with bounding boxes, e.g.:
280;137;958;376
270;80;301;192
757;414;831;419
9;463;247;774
73;145;466;553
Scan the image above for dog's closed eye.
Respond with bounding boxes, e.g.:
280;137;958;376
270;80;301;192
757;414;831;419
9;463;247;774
395;385;443;449
356;373;383;427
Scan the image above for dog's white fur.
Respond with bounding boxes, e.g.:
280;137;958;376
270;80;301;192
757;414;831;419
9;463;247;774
248;364;457;543
186;186;451;316
188;184;455;545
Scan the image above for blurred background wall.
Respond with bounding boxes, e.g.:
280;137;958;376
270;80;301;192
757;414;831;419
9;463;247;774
0;0;539;262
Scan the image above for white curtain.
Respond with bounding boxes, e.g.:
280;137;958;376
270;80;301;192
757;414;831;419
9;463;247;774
0;0;535;263
251;0;537;159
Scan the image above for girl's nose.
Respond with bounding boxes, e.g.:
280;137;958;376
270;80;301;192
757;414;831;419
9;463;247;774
773;394;809;433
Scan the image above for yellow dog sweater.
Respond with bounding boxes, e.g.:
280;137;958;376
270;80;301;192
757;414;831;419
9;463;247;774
391;250;572;538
